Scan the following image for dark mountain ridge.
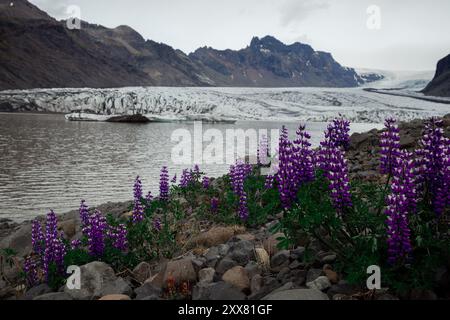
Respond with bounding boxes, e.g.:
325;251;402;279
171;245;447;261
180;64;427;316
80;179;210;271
1;0;362;90
423;54;450;97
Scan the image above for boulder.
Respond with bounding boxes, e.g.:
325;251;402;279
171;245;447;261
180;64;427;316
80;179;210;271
0;224;32;257
132;262;152;283
58;219;77;239
270;250;290;272
254;247;270;270
306;276;331;291
198;267;215;284
263;233;285;256
222;266;250;292
191;226;245;248
262;289;329;300
192;281;246;300
215;258;237;275
134;283;162;300
250;274;263;294
163;258;197;286
306;268;323;283
22;284;53;300
244;261;262;279
64;261;132;300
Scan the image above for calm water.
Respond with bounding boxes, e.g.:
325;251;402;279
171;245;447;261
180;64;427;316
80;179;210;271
0;113;382;221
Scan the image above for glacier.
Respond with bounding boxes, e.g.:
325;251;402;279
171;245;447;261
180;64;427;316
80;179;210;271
1;72;449;124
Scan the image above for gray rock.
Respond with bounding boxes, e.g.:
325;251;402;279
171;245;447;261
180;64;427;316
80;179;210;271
102;278;133;297
276;267;291;284
248;277;281;300
250;274;263;294
262;289;329;300
192;282;246;300
271;281;295;294
216;258;237;274
204;247;220;268
320;254;337;264
64;261;131;300
198;267;215;284
192;257;206;270
306;276;331;291
290;247;305;261
0;223;32;257
217;244;230;256
228;250;250;266
135;283;162;300
306;268;323;283
34;292;73;300
204;246;220;261
132;262;152;283
270;250;290;272
22;284;53;300
289;260;303;270
244;261;262;279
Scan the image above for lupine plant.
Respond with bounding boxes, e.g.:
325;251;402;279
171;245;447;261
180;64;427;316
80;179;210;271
21;116;449;296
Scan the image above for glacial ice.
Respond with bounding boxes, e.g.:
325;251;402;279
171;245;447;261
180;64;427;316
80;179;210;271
1;75;449;124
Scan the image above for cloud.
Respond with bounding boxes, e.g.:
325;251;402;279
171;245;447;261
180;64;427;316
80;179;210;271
279;0;329;27
30;0;74;20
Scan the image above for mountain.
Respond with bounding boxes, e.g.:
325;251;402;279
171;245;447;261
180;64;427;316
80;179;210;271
423;54;450;97
190;36;362;87
1;0;361;90
0;0;211;89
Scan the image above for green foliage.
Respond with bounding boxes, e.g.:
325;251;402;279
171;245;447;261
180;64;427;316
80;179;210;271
273;169;450;293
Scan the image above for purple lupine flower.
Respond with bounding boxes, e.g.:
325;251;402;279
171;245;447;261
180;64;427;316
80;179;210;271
83;210;107;257
179;169;191;188
193;164;200;175
31;219;44;255
293;124;314;184
264;175;274;189
380;118;401;176
258;135;269;165
43;210;66;279
108;224;128;251
325;118;351;150
385;151;415;265
79;200;90;226
153;218;162;232
229;161;250;220
324;147;352;214
171;174;177;184
24;256;38;287
210;197;219;213
70;239;81;250
432;140;450;215
133;176;143;200
202;176;210;189
159;166;169;201
416;118;449;215
132;198;144;223
145;191;153;203
132;176;144;223
276;126;297;209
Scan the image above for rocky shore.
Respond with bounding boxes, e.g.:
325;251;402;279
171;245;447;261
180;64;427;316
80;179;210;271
0;115;449;301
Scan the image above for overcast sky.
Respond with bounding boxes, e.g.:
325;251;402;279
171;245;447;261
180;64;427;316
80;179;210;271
30;0;450;71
